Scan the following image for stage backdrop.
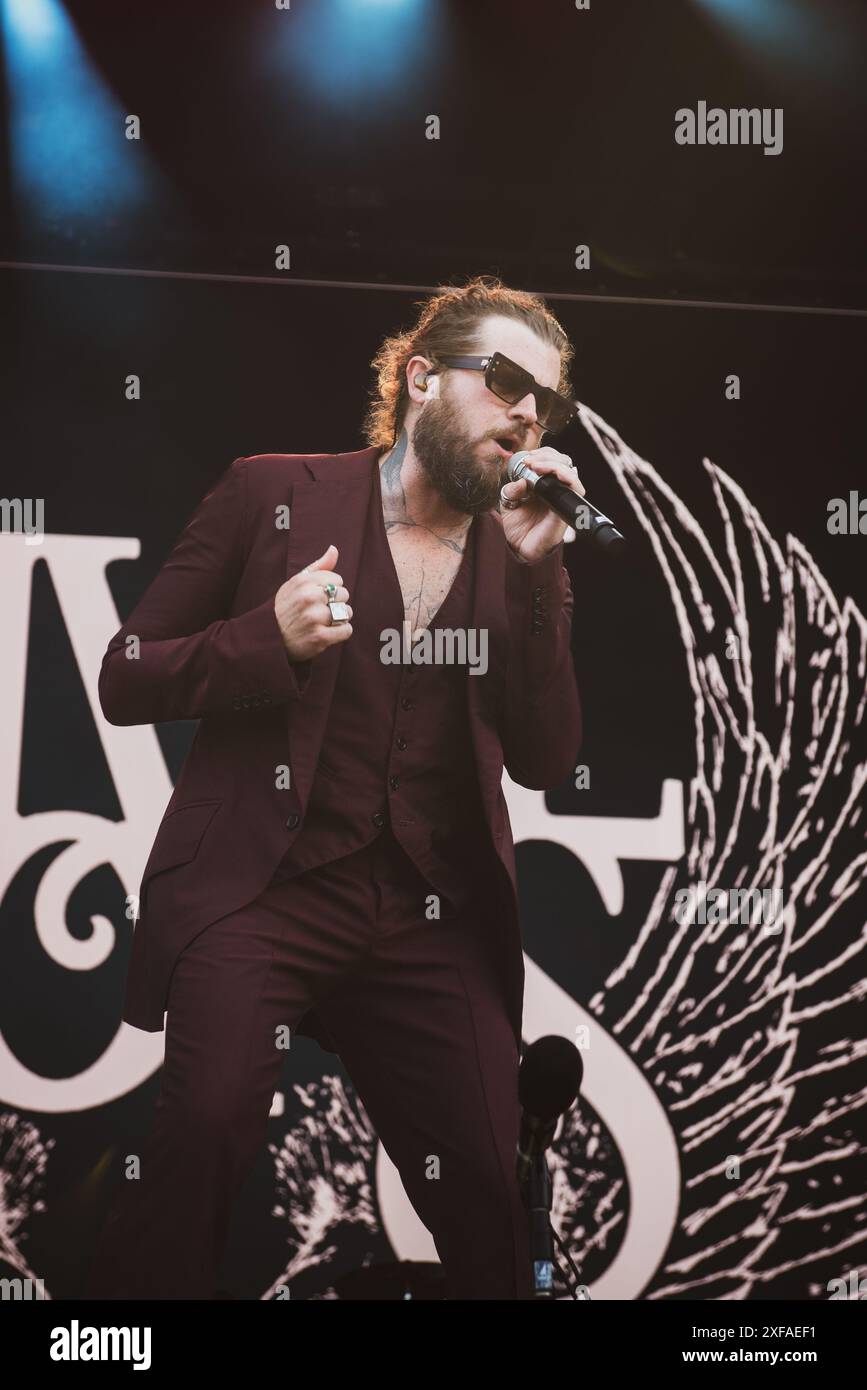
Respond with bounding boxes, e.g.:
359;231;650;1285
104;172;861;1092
1;272;864;1299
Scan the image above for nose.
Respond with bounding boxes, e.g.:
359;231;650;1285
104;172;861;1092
508;391;540;434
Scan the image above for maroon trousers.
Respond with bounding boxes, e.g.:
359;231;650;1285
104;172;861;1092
86;828;532;1300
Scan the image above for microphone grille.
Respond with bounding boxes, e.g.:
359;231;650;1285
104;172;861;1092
507;450;532;481
518;1036;584;1119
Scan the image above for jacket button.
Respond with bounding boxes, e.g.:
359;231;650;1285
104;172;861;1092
396;736;408;750
232;697;242;710
372;811;385;827
400;697;413;711
389;775;399;791
286;813;301;830
241;695;251;709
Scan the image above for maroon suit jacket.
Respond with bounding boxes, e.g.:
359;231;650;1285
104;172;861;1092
99;447;582;1052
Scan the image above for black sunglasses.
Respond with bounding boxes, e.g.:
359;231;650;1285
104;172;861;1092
435;351;577;435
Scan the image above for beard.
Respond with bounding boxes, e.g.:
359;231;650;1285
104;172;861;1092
410;395;506;515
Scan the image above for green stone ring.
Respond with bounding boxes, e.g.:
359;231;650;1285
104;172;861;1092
325;582;337;600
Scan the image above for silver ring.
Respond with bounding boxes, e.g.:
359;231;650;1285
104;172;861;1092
500;484;524;511
328;600;351;624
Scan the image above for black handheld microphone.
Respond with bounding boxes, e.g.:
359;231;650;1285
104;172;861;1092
516;1036;584;1190
508;451;626;552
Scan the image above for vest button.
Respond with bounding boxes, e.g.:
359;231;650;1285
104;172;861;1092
396;736;408;750
400;697;413;711
372;811;386;827
286;813;301;830
389;775;399;791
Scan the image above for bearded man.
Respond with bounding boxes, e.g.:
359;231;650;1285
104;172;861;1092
86;275;584;1301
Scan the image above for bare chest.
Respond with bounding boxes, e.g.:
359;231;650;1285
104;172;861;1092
386;528;469;636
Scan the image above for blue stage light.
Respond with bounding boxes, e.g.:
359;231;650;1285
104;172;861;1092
1;0;158;227
3;0;60;47
258;0;439;106
693;0;851;72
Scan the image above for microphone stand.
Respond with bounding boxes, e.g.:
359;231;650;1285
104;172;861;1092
520;1156;591;1300
523;1154;556;1299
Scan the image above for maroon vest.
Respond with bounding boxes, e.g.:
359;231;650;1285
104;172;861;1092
270;461;489;911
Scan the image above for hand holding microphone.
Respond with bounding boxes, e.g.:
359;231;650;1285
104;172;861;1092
501;448;626;557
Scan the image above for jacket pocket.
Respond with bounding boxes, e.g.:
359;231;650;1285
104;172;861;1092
143;799;222;881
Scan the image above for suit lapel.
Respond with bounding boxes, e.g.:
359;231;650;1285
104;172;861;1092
467;511;509;819
283;449;379;808
282;447;510;823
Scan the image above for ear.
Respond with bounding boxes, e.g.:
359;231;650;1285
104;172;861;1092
406;355;435;405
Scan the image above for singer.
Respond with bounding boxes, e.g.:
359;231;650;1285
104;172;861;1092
85;275;583;1301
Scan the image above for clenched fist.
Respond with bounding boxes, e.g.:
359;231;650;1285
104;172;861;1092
274;544;353;663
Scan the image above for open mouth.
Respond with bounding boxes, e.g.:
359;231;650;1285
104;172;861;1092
493;436;519;457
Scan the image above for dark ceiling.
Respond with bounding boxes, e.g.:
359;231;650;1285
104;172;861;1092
1;0;865;310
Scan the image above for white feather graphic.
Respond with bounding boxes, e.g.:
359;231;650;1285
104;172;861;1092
263;403;866;1301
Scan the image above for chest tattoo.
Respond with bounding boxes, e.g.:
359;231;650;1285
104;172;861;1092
380;432;472;634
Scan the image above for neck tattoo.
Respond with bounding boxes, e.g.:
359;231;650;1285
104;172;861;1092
380;430;472;555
